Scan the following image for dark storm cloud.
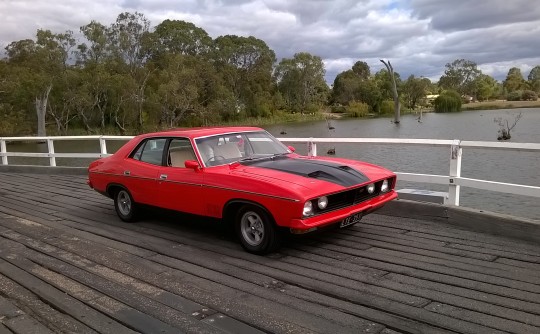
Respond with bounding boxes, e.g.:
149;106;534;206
1;0;539;82
410;0;540;31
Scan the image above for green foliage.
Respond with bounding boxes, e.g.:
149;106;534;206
438;59;481;96
503;67;526;93
275;52;328;113
527;65;540;93
374;68;401;101
433;90;462;113
402;75;430;109
521;90;538;101
379;100;395;115
506;91;522;101
474;74;498;101
506;90;538;101
346;101;370;117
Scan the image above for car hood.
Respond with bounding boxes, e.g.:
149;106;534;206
230;155;389;194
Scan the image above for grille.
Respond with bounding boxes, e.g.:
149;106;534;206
311;177;394;215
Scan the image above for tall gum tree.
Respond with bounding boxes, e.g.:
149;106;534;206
275;52;328;113
213;35;276;117
439;58;481;98
5;30;75;136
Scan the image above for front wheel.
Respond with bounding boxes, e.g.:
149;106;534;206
235;205;281;255
114;188;138;222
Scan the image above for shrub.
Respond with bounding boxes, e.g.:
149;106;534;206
380;100;394;115
330;104;347;113
521;90;538;101
346;101;370;117
433;90;462;113
506;91;522;101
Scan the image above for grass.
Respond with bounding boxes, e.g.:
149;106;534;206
461;100;540;111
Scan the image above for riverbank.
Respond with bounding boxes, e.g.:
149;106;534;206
461;99;540;111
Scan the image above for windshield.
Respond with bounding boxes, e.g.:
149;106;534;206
195;131;290;167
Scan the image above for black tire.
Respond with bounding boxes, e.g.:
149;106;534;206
235;205;281;255
114;188;138;222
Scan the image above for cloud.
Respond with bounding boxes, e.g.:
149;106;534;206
1;0;539;83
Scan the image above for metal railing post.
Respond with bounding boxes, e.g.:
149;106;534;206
448;139;462;206
307;138;317;157
99;136;108;156
47;138;56;167
0;139;7;165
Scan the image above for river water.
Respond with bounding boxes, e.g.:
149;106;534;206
265;108;540;221
5;108;540;220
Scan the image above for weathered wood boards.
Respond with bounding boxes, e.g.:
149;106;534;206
0;172;539;333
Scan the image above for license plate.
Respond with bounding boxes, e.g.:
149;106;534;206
340;212;362;228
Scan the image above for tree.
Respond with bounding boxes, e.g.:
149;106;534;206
331;70;362;105
474;74;498;101
439;59;481;97
494;112;522;140
527;65;540;94
76;21;110;65
503;67;526;93
352;61;370;80
402;75;430;109
379;60;400;123
213;35;276;117
275;52;328;113
153;20;212;59
108;12;155;130
433;90;462;113
5;29;75;136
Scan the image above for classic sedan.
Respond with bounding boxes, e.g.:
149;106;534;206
88;127;397;254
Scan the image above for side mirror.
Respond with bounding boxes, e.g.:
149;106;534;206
184;160;200;170
288;145;296;153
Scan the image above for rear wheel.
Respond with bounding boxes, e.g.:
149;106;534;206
235;205;280;254
114;188;138;222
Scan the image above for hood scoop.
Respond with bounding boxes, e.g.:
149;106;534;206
241;157;369;187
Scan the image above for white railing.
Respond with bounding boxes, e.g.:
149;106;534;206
1;135;540;207
0;136;133;167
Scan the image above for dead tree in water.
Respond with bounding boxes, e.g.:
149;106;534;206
494;112;522;140
380;59;400;124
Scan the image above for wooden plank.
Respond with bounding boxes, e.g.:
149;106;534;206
1;172;540;333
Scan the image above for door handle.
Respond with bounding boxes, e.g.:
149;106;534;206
123;170;130;176
159;174;167;180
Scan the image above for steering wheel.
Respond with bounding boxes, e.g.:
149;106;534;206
206;155;226;165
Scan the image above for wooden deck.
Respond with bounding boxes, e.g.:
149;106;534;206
0;172;539;334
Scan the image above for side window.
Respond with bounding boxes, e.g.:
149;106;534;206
132;138;166;165
168;138;196;168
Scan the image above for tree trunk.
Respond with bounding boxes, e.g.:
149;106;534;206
35;84;52;137
380;60;401;124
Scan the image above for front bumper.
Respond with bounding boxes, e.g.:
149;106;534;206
287;190;397;230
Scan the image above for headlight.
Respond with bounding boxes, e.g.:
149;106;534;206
317;196;328;209
367;183;375;194
381;179;389;193
303;201;314;216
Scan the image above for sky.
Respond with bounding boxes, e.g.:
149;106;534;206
1;0;539;84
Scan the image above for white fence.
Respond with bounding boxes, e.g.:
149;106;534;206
1;135;540;207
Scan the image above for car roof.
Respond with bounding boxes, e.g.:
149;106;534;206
136;126;264;140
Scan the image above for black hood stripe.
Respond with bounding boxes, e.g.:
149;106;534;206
241;156;369;187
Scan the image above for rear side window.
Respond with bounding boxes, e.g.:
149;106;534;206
131;138;167;165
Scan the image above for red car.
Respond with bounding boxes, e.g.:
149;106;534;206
88;127;397;254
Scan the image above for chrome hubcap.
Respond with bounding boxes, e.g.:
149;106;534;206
240;211;264;246
117;191;131;216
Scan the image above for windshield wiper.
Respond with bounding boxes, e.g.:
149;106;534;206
239;152;288;163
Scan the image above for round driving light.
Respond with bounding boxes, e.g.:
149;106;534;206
381;180;389;193
317;196;328;209
367;183;375;194
303;201;314;216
